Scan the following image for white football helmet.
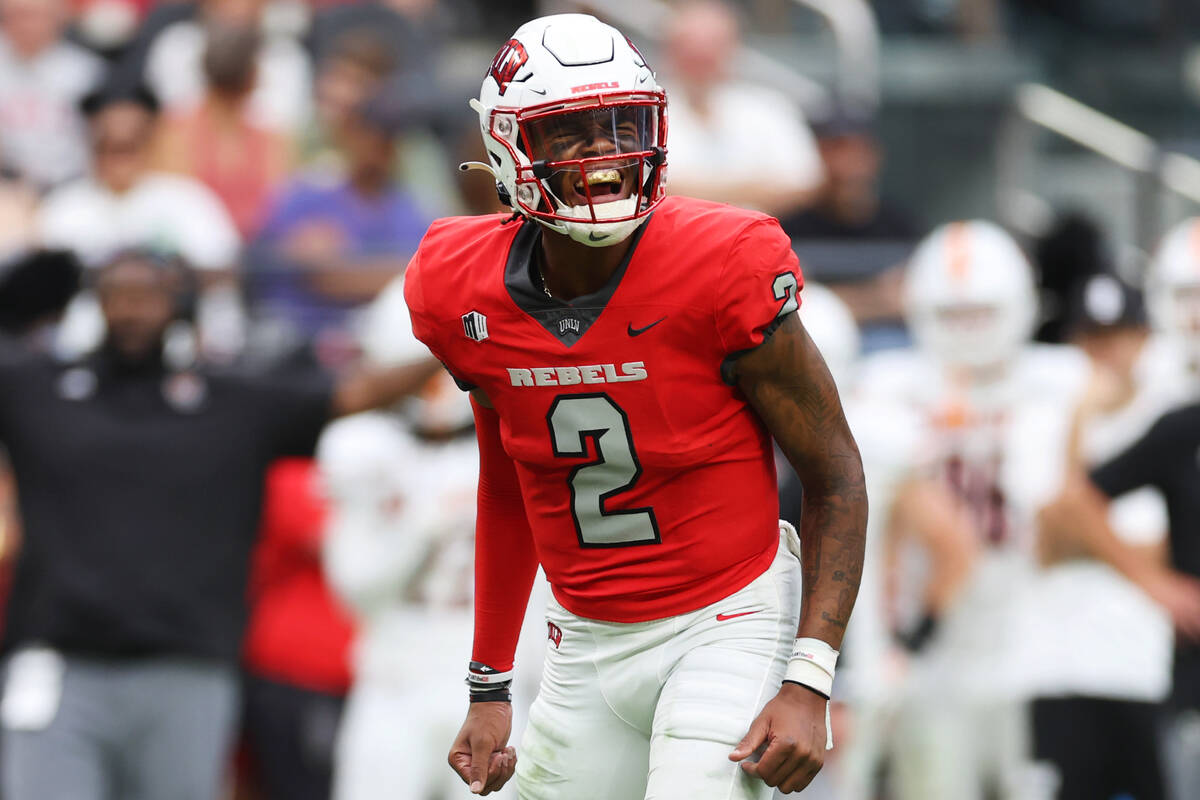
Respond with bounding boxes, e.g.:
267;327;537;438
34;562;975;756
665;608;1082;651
469;14;667;247
904;220;1037;369
1147;217;1200;358
799;283;860;391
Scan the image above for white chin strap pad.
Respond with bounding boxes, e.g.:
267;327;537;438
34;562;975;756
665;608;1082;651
552;196;645;247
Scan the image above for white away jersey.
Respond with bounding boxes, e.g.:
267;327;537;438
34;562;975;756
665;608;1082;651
837;393;924;704
319;413;478;683
858;344;1091;698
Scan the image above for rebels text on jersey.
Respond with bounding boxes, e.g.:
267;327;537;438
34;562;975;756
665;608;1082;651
405;196;803;622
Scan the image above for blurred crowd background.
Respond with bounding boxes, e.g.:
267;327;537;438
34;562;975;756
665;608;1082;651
1;0;1200;798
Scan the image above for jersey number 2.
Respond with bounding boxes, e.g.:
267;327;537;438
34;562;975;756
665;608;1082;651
547;393;661;548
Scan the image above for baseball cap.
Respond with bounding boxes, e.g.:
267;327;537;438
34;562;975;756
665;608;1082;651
1064;272;1146;335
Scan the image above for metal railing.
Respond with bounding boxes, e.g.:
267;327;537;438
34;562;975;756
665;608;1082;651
786;0;880;114
997;82;1200;256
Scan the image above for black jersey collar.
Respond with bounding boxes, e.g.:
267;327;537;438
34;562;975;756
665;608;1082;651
504;219;649;348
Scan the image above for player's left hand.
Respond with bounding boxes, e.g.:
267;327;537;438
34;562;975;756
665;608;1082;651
729;682;827;794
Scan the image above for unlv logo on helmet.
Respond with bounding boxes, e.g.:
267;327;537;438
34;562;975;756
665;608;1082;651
488;39;529;94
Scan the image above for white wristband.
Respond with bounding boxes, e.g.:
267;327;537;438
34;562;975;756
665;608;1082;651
783;638;838;699
784;638;838;751
466;662;513;688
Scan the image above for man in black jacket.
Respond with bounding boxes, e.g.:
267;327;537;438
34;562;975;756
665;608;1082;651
0;250;435;800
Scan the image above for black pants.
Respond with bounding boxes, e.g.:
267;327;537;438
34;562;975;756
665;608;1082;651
241;672;345;800
1032;695;1165;800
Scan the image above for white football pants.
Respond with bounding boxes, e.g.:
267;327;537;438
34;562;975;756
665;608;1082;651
332;611;511;800
516;526;803;800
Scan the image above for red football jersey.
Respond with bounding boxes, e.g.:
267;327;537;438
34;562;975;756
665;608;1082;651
405;196;803;622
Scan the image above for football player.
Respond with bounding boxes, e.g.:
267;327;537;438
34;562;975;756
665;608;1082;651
858;221;1092;800
794;285;975;800
402;14;866;799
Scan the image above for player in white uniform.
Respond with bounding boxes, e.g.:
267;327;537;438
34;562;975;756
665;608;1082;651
791;285;976;800
857;221;1091;800
322;278;545;800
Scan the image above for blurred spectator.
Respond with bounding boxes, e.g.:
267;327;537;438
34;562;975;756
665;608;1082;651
0;0;103;189
36;82;246;359
782;109;921;352
661;0;822;217
250;87;430;358
304;7;462;217
1026;273;1173;800
242;457;353;800
39;83;241;273
143;0;312;134
0;249;436;800
780;110;919;243
154;23;294;238
308;0;442;92
302;30;394;168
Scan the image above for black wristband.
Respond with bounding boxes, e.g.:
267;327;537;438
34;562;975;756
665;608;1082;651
468;687;513;703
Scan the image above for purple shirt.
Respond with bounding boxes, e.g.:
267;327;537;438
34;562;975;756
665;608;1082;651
252;177;431;338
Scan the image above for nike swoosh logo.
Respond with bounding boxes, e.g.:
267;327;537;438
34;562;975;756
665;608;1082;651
529;87;548;95
627;317;666;337
715;610;762;622
588;231;608;242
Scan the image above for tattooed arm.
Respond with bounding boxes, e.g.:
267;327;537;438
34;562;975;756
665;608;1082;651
736;312;867;644
725;312;867;794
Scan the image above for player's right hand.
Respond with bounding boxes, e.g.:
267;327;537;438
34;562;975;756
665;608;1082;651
448;701;516;795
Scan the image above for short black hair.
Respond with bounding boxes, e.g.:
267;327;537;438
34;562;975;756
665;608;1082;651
79;81;161;118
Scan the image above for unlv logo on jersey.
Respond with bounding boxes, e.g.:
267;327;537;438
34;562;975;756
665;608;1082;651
488;39;529;94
